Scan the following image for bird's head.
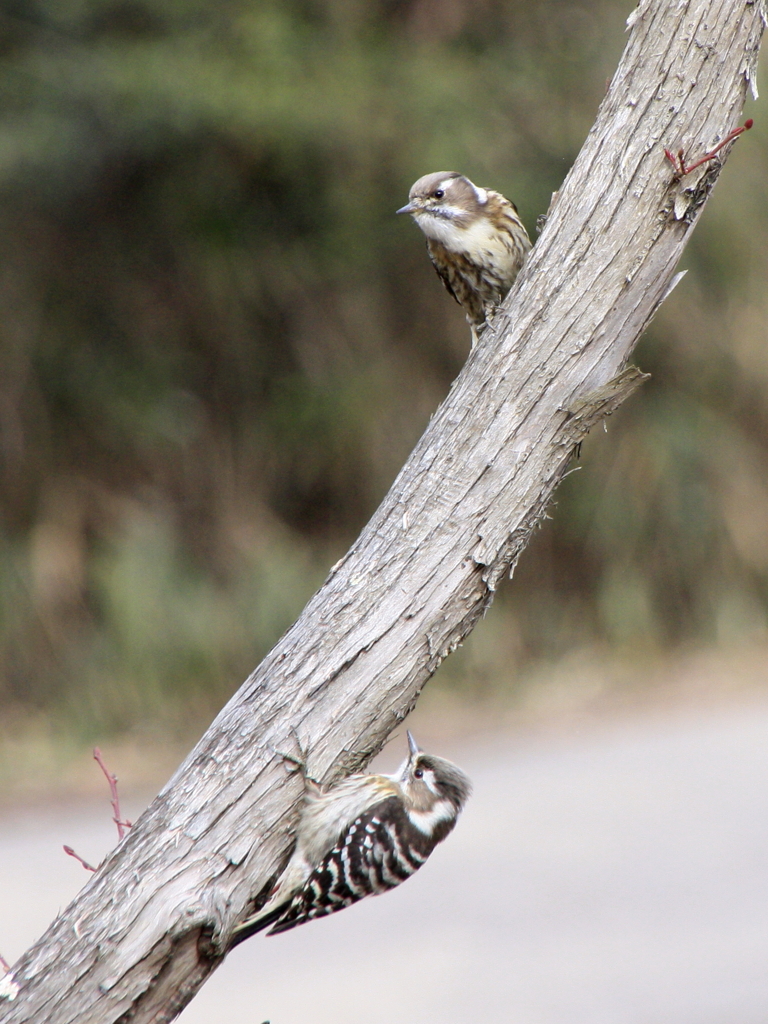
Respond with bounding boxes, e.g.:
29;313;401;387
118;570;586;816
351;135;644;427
396;730;472;814
396;172;488;236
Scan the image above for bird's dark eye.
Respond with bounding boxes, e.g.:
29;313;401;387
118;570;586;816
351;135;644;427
433;189;444;199
414;768;424;779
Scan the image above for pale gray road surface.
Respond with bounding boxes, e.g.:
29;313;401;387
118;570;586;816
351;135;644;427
3;695;768;1023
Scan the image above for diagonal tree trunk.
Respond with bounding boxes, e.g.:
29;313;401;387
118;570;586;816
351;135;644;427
1;1;763;1020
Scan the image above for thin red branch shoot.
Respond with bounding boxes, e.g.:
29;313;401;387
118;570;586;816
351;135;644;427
63;846;97;873
93;747;132;840
0;953;10;973
665;119;754;178
62;748;133;871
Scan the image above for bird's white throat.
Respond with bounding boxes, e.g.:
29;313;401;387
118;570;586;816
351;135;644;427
416;208;511;263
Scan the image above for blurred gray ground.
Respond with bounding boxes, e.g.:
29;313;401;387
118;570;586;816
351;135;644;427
3;691;768;1024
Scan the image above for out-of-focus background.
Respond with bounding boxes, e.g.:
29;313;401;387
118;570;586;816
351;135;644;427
2;1;768;1018
0;0;766;773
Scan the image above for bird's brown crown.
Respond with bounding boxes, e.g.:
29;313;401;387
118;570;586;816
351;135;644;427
397;731;472;813
397;171;490;228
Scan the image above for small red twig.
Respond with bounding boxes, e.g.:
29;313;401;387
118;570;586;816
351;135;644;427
64;748;133;872
63;845;97;872
665;118;753;179
93;747;132;840
0;953;10;973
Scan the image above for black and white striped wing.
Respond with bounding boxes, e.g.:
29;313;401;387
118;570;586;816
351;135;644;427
267;796;431;935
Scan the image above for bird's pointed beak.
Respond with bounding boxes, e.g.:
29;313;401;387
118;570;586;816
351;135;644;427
407;730;421;757
396;202;416;215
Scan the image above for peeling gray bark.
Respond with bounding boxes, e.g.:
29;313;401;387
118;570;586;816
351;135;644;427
1;1;764;1021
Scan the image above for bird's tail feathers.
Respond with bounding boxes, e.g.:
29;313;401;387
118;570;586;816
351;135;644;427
230;900;291;948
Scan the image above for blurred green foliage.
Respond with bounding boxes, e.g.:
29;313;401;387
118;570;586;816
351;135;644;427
0;0;766;738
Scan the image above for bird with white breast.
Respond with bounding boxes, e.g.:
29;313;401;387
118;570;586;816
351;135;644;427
398;171;531;345
231;731;471;943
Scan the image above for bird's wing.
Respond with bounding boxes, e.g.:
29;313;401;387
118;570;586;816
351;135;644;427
268;796;425;935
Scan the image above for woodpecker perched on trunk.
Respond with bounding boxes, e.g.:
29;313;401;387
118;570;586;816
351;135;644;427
397;171;531;345
231;731;471;943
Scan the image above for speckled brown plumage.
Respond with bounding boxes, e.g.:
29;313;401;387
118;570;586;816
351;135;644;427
398;171;531;340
